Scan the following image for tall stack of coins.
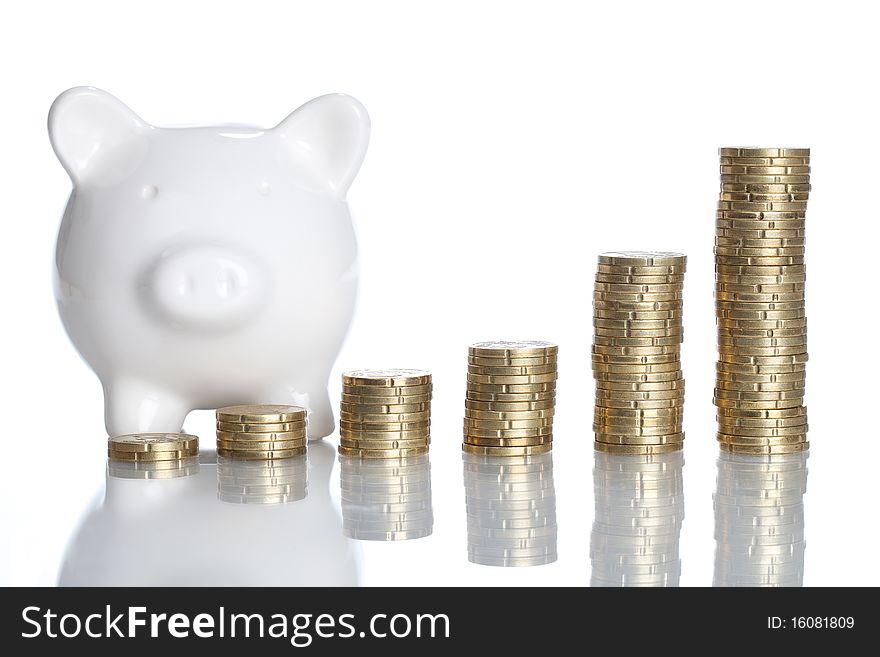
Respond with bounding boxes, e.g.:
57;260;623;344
591;252;687;454
715;148;810;455
217;454;308;504
590;450;684;586
714;451;808;586
339;369;432;458
340;454;434;540
463;341;557;456
463;452;557;567
108;433;199;464
216;405;307;459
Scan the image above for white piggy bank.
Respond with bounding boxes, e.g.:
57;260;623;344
49;87;370;438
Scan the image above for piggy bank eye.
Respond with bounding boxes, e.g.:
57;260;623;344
141;185;159;200
258;181;272;196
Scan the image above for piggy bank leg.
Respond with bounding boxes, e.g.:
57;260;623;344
262;380;335;441
103;379;190;436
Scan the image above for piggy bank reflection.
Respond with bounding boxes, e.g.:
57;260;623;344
58;440;361;585
49;87;370;438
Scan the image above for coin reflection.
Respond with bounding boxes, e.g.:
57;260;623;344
590;450;684;586
463;451;557;567
217;454;308;504
339;454;433;541
108;456;199;480
713;450;808;587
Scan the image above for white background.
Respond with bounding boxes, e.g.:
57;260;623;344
0;0;877;586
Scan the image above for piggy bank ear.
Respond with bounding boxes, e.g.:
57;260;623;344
274;93;370;197
48;87;149;185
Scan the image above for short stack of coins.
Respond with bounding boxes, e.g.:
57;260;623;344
590;450;684;586
713;451;808;586
591;252;687;454
339;369;432;458
715;148;810;455
108;433;199;464
217;453;308;504
463;341;557;456
216;404;307;459
463;451;558;567
339;453;434;540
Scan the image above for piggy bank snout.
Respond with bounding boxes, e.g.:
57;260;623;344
148;245;269;330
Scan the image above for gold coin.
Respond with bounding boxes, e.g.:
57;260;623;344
462;443;553;456
720;181;810;193
338;445;430;459
716;263;805;276
465;408;555;420
217;447;306;459
596;263;686;274
719;147;810;158
340;436;429;450
596;397;684;409
716;424;808;438
216;404;306;423
713;387;804;401
717;308;805;320
595;379;685;392
594;282;684;295
718;335;807;347
595;273;685;285
340;428;431;440
343;384;433;399
717;433;809;446
593;310;682;321
715;300;805;312
715;291;805;304
593;298;683;311
464;417;553;430
717;346;807;357
465;401;556;414
592;352;680;365
465;426;553;439
594;292;684;303
466;391;556;403
466;372;558;385
340;401;431;414
468;340;558;357
717;415;808;428
463;435;553;447
594;370;682;383
108;448;198;462
716;405;806;419
594;422;683;436
714;254;804;265
216;438;306;451
593;335;682;347
713;397;804;410
593;442;682;455
107;432;199;453
341;392;433;406
466;382;557;393
343;369;431;387
718;441;808;455
591;344;680;356
216;421;305;433
597;252;686;267
592;361;681;374
594;405;683;418
716;209;806;221
467;363;557;376
340;417;430;430
594;432;684;445
716;370;806;384
339;410;431;423
468;354;557;367
595;328;683;340
216;430;305;442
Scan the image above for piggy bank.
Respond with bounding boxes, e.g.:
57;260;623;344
49;87;370;439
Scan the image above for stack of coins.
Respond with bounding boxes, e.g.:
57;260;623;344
591;252;687;454
217;454;308;504
715;148;810;455
590;450;684;587
714;451;808;586
108;433;199;465
216;405;307;459
339;454;433;540
339;369;432;458
463;341;557;456
463;451;557;567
